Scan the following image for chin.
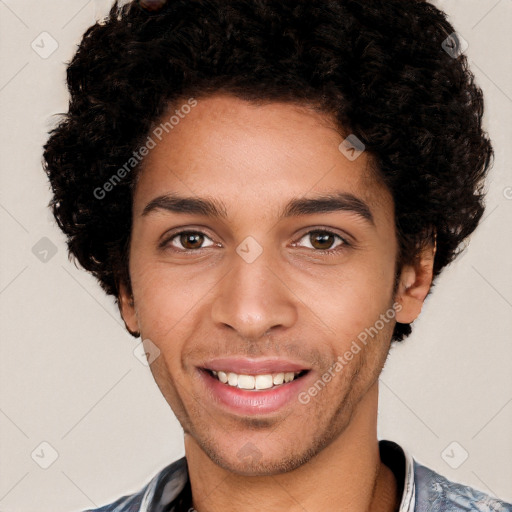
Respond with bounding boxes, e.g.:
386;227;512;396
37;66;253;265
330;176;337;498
196;433;325;476
210;452;312;477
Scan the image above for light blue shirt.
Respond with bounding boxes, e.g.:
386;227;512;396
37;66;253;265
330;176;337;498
83;440;512;512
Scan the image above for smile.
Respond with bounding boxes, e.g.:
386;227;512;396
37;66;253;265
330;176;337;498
198;358;312;415
208;370;306;390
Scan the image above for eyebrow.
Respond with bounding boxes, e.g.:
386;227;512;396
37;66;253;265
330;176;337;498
142;192;374;224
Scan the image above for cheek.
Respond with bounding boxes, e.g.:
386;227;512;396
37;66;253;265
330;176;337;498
300;256;396;343
130;259;215;341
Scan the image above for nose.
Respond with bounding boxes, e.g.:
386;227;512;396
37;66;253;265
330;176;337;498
210;247;298;341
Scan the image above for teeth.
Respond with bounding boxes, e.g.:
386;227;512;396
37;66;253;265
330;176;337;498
255;374;273;390
273;373;284;385
227;372;238;386
284;372;295;383
238;375;255;389
210;370;302;389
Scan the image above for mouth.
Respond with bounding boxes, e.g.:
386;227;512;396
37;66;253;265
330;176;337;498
206;369;309;390
197;358;312;415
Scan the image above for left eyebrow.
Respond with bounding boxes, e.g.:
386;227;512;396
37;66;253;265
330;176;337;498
279;192;374;225
141;191;374;225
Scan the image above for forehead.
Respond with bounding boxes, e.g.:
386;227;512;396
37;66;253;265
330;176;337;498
132;94;391;219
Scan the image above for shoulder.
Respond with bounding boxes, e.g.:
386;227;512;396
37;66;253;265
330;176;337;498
413;460;512;512
80;457;188;512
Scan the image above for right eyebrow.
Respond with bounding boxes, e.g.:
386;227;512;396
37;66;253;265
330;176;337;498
142;193;228;219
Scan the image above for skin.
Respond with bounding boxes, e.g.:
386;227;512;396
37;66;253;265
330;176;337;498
119;94;434;511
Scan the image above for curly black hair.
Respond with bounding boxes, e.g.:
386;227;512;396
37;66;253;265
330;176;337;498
43;0;493;342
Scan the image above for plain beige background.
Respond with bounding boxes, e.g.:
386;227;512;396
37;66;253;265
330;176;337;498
0;0;511;510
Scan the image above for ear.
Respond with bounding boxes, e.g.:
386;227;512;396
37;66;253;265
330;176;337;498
395;242;436;324
118;281;140;337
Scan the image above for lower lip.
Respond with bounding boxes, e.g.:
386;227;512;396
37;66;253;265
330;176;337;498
199;370;311;415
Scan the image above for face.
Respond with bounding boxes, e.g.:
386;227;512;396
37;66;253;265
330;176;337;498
119;94;418;476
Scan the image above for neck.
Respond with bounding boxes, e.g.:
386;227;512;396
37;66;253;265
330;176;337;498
184;382;398;512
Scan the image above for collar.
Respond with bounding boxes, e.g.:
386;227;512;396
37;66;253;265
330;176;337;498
379;439;416;512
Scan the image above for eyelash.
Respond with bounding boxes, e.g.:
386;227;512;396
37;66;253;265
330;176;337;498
161;228;351;256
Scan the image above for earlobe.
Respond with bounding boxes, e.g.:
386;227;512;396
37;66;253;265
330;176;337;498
395;243;436;324
118;282;140;337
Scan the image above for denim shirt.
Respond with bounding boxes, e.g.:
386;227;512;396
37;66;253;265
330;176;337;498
83;440;512;512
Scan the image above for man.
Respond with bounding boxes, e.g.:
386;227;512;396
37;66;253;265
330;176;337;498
43;0;511;510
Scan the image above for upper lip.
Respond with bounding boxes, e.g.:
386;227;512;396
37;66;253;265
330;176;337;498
201;357;310;374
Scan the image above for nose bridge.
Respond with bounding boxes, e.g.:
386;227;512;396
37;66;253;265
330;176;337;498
211;240;297;339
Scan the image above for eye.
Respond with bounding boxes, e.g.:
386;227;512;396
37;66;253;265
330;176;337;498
163;231;216;251
294;229;348;253
161;228;349;254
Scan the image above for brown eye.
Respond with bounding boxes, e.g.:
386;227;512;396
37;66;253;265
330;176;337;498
180;232;204;250
310;231;336;250
296;230;347;252
165;231;215;251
